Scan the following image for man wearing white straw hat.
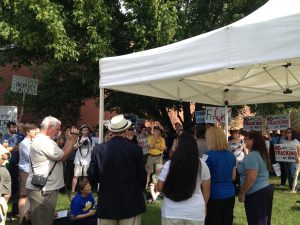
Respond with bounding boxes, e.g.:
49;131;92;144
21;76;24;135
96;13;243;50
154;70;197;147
88;114;146;225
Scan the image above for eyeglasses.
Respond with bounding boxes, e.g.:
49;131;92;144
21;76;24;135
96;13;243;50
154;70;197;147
286;131;291;134
127;128;134;131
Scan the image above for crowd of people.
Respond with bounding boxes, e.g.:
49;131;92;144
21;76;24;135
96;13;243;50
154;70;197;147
0;115;299;225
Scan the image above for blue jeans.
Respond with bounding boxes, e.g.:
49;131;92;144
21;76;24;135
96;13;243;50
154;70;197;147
283;162;298;190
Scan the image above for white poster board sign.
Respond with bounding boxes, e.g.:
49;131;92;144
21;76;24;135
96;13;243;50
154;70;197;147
274;144;298;162
205;107;232;124
0;106;18;134
267;114;289;131
11;75;38;95
243;116;263;131
138;138;148;155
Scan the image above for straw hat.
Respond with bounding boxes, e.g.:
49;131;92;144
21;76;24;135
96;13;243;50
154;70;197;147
107;114;132;133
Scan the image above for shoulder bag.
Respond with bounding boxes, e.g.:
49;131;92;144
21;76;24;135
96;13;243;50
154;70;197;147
30;158;57;188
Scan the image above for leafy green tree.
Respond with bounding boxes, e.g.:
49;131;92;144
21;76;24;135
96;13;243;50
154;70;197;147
106;0;269;132
0;0;114;124
2;0;283;131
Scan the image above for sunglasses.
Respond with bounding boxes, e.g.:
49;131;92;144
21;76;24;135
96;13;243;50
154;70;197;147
127;128;134;131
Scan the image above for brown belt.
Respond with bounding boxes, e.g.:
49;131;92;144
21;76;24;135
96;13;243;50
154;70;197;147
149;154;162;157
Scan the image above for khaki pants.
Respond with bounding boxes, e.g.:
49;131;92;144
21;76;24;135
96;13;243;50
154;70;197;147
98;214;141;225
27;189;58;225
162;217;204;225
145;155;163;173
0;197;8;225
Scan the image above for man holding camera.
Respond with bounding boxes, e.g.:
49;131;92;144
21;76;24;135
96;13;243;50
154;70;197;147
26;116;79;225
71;125;94;195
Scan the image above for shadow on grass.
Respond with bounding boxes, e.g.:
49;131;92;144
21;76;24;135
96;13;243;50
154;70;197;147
290;203;300;211
142;200;162;225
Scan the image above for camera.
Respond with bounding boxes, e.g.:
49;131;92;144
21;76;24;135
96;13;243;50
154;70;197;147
82;139;89;146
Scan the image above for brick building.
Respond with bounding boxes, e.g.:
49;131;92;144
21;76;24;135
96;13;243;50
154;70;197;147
1;64;182;130
0;64;102;128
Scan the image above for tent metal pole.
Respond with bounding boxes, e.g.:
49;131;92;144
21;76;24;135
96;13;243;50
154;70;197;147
224;104;229;141
99;88;104;143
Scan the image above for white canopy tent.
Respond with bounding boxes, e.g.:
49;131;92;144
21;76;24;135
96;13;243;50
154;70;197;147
98;0;300;142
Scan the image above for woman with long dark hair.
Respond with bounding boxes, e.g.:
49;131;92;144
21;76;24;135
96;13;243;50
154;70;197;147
157;133;210;225
281;128;300;192
204;127;236;225
237;131;274;225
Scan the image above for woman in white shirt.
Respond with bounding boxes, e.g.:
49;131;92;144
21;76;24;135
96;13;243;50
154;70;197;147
281;128;300;192
157;133;211;225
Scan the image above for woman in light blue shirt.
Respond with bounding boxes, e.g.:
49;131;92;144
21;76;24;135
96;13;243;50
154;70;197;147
237;131;273;225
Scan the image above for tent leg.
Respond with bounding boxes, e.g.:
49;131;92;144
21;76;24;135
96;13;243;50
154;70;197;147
99;88;104;143
224;104;229;141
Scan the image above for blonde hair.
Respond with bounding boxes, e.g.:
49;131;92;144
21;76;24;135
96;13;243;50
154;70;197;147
205;126;228;150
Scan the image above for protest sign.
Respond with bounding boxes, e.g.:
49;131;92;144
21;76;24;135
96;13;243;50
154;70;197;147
272;163;281;176
138;138;148;155
11;75;38;95
274;144;298;162
195;111;205;124
243;116;263;131
0;106;17;134
205;107;232;124
267;114;289;131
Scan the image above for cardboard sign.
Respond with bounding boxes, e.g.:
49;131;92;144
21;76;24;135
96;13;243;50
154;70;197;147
195;111;205;124
274;144;298;162
243;116;263;131
11;75;38;95
267;114;289;131
205;107;232;124
0;106;17;134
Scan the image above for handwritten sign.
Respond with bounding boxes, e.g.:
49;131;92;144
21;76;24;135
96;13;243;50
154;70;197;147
267;114;289;131
0;106;17;134
243;116;263;131
274;144;298;162
11;75;38;95
205;107;232;124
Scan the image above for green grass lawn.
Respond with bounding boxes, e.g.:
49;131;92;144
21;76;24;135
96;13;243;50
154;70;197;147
6;176;300;225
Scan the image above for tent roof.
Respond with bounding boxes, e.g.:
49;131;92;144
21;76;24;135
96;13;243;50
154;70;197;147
99;0;300;106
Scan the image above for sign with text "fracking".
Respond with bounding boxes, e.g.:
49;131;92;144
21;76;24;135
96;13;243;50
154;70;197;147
267;114;289;131
243;116;263;131
205;107;232;124
274;144;298;162
11;75;38;95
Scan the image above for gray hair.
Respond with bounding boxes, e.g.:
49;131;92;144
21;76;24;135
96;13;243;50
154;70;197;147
40;116;61;130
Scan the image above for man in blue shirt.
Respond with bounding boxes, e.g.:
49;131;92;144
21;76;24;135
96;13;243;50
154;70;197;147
0;121;21;218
